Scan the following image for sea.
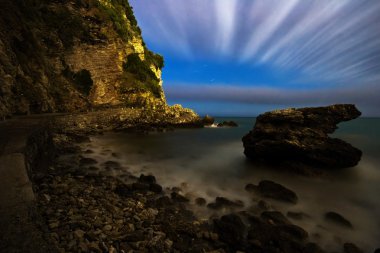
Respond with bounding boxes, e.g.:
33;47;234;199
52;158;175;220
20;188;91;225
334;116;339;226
82;117;380;252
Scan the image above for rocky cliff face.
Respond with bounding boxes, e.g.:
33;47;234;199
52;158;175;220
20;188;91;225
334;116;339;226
242;104;362;174
0;0;168;119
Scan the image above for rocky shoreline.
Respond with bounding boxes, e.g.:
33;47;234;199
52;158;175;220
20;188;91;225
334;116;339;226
23;110;376;253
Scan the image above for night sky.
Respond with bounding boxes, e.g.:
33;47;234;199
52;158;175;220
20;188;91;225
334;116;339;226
130;0;380;116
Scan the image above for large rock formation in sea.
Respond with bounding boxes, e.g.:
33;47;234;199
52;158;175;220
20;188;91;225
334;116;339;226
242;104;362;173
0;0;197;121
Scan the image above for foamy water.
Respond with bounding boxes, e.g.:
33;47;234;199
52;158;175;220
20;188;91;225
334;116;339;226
80;117;380;252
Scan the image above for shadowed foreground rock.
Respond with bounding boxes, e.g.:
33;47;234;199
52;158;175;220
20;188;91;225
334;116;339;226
242;104;362;173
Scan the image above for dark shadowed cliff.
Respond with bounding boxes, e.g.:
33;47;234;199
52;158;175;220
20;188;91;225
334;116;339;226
0;0;176;119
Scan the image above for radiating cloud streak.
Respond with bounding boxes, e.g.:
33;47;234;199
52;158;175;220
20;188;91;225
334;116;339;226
241;0;299;61
130;0;380;85
215;0;238;54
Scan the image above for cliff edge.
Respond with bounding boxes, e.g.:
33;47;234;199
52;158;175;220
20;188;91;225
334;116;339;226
0;0;194;121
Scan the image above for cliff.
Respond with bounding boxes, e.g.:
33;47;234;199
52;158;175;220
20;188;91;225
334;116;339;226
0;0;179;120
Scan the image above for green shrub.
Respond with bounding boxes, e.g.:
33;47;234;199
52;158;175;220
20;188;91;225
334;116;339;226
123;54;157;81
96;0;140;41
121;54;162;98
145;50;164;69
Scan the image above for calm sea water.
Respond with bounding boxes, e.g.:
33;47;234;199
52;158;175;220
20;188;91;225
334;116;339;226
84;117;380;252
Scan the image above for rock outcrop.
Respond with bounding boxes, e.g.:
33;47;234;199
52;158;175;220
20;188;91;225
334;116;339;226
0;0;195;120
202;115;215;126
242;104;362;172
217;120;238;127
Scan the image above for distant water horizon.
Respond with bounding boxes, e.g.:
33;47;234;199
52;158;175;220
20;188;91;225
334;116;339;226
78;117;380;252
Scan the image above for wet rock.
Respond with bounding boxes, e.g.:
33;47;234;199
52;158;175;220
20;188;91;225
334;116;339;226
103;160;120;168
207;197;244;210
149;183;163;193
80;157;98;166
195;197;207;206
132;182;150;192
171;186;181;193
214;214;246;245
114;184;132;197
88;166;99;171
303;242;325;253
325;212;353;228
257;200;271;210
343;243;364;253
256;180;298;204
287;211;311;220
155;196;173;207
245;183;257;192
261;211;291;225
138;174;156;184
217;121;238;127
247;214;308;252
202;115;215;126
277;224;308;242
171;192;189;202
242;104;362;172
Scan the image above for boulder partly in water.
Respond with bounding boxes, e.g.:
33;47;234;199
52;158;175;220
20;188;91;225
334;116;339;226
242;104;362;173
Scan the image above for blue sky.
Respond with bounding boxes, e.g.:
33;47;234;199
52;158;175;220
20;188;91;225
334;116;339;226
130;0;380;116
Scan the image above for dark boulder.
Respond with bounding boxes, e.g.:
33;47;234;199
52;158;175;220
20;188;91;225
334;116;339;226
103;160;120;168
149;183;163;193
325;212;353;228
202;115;215;126
207;197;244;210
131;182;150;192
217;120;238;127
114;184;132;197
247;215;308;252
138;174;156;184
343;243;363;253
171;192;189;203
79;157;98;166
303;242;326;253
155;196;173;207
214;214;246;246
195;197;206;206
287;211;311;220
255;180;298;204
261;211;291;225
242;104;362;172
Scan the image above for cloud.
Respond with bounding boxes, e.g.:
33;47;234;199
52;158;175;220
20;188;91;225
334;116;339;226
165;83;380;109
240;0;300;61
130;0;380;85
215;0;238;54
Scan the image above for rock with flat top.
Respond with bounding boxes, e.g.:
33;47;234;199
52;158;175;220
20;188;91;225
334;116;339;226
242;104;362;172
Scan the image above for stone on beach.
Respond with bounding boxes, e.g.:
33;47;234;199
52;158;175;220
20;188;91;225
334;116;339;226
246;180;298;204
242;104;362;173
325;211;353;229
